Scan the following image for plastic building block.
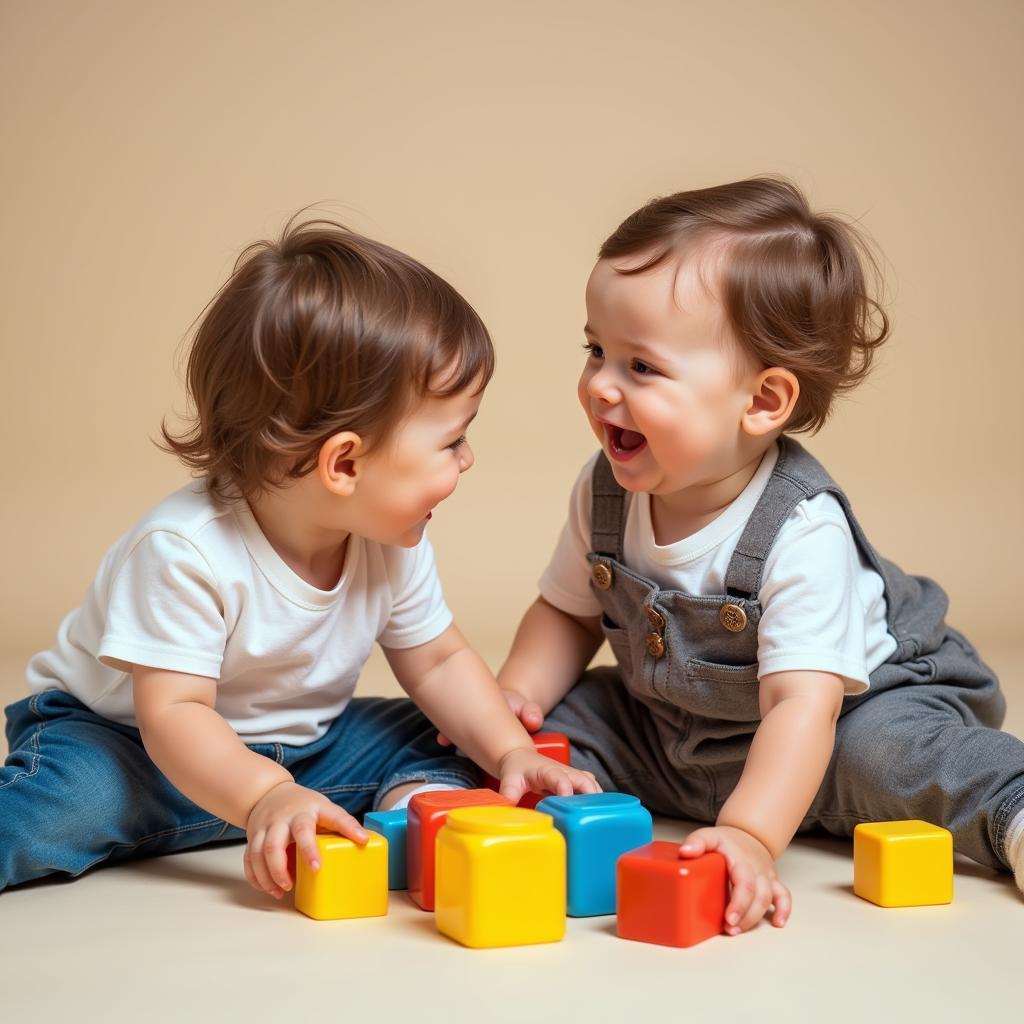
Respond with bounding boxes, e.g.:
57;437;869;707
407;788;513;911
853;820;953;907
536;792;653;916
363;808;408;890
616;842;727;948
484;731;572;809
435;806;566;948
294;831;388;920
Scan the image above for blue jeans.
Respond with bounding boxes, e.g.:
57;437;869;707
0;689;480;891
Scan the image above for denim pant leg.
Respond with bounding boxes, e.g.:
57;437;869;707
284;696;482;818
804;631;1024;871
0;690;234;892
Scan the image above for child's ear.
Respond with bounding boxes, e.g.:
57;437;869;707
317;432;364;497
741;367;800;437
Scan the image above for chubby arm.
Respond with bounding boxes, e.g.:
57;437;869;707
716;669;846;858
679;669;845;934
384;622;599;802
132;665;292;829
496;596;604;716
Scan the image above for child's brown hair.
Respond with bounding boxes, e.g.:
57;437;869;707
161;214;494;502
599;176;890;434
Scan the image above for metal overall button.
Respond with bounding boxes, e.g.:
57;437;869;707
645;632;665;658
645;606;666;631
719;603;748;633
592;562;613;590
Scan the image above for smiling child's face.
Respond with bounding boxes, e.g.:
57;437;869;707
578;247;761;497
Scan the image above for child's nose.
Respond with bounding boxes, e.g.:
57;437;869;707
458;443;475;473
586;365;621;405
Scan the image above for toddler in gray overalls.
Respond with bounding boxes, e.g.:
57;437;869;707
497;177;1024;934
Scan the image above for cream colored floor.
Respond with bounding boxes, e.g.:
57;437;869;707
0;642;1019;1022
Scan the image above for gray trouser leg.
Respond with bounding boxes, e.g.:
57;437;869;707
805;683;1024;871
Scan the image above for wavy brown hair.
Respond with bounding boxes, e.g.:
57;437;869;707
161;213;494;502
599;176;890;434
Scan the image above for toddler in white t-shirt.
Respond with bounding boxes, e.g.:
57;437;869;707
1;214;597;896
493;177;1024;933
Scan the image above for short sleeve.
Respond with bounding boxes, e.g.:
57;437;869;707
538;455;603;618
756;503;872;694
97;531;227;679
377;536;453;649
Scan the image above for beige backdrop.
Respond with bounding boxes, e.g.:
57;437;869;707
1;0;1021;663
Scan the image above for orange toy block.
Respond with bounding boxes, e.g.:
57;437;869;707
407;788;513;910
616;842;727;948
483;731;572;809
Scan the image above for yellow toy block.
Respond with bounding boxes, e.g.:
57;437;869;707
294;831;388;920
435;806;566;948
853;820;953;908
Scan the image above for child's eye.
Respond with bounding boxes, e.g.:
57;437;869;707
583;341;604;360
631;359;656;376
447;435;467;451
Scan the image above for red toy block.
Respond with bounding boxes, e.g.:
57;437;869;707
407;788;513;910
616;842;727;948
483;731;572;809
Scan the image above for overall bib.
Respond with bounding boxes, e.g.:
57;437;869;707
544;437;1024;870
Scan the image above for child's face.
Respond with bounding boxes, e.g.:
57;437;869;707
350;382;481;547
578;249;759;497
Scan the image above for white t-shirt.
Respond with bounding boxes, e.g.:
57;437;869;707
539;445;897;695
26;481;453;744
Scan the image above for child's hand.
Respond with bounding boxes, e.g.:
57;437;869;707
679;825;791;935
496;746;601;805
243;780;368;900
436;688;544;746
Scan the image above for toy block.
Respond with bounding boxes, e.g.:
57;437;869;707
536;792;653;916
363;808;408;890
616;842;727;948
407;789;513;911
484;731;572;808
435;806;566;948
294;831;388;920
853;820;953;907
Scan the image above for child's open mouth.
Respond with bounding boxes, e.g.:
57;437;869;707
606;423;647;462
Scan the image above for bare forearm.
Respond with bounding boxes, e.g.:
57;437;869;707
497;597;602;715
404;646;536;776
139;704;291;828
716;697;838;859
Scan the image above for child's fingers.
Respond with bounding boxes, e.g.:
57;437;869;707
247;831;283;899
724;862;756;934
436;731;452;746
536;763;574;797
572;769;601;794
678;828;715;858
319;803;369;845
291;813;322;872
265;821;295;892
770;880;791;927
735;874;774;933
498;777;527;805
519;701;544;733
242;846;262;893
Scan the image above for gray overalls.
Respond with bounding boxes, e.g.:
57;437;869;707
544;437;1024;871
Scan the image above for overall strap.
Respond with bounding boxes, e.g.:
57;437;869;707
723;437;839;599
590;453;628;560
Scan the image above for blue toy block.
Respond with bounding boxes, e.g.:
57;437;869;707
363;808;408;890
536;793;653;917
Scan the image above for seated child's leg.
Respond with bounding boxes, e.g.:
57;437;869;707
543;666;720;822
286;696;482;815
805;631;1024;881
0;690;237;892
